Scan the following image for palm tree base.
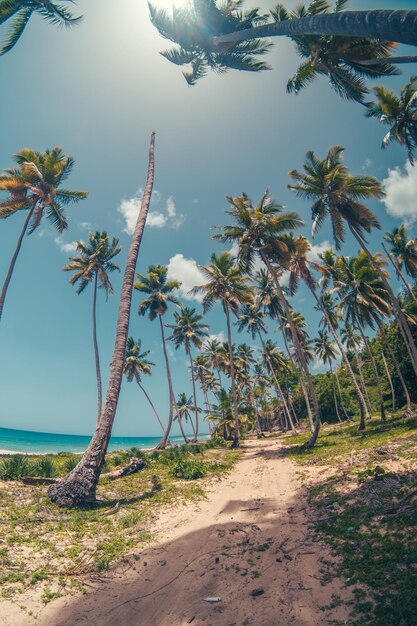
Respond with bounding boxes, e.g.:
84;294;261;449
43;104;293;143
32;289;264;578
48;469;98;508
231;435;240;449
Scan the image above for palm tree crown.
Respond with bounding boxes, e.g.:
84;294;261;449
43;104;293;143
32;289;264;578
134;265;181;319
385;225;417;280
123;338;155;384
167;306;209;351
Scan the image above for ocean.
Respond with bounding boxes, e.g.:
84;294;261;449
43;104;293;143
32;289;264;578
0;427;205;454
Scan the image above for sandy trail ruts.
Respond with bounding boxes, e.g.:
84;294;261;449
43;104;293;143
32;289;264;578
7;439;351;625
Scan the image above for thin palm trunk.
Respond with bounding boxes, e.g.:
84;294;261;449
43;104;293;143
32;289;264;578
49;133;156;507
358;325;386;422
335;369;352;420
259;332;295;432
0;202;36;322
353;229;417;377
382;242;417;308
354;347;374;414
261;254;321;446
92;272;103;425
213;10;417;49
381;351;396;412
224;303;240;448
281;323;314;431
138;382;167;435
329;363;342;423
188;347;199;442
377;319;414;416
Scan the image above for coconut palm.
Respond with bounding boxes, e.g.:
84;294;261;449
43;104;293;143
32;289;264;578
134;264;183;447
49;133;155;507
272;0;399;104
0;147;88;322
313;329;342;422
190;251;253;447
176;392;201;440
0;0;82;55
202;338;225;387
366;76;417;163
383;225;417;306
150;0;417;85
167;306;209;441
288;145;417;378
123;337;166;436
64;232;121;423
262;339;296;432
193;354;215;418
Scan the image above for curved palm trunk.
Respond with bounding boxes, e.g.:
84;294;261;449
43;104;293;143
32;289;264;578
354;348;374;415
381;351;396;412
382;242;417;308
259;332;295;432
377;320;414;416
213;10;417;49
0;203;36;322
353;230;417;378
188;347;199;442
308;284;368;430
138;382;167;435
92;272;103;425
358;325;386;422
329;363;342;423
224;304;240;448
282;325;314;431
49;133;156;507
334;369;352;420
261;254;321;447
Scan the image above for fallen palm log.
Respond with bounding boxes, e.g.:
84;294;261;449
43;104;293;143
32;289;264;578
100;457;148;480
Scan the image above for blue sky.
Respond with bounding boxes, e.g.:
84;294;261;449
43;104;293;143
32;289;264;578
1;0;417;436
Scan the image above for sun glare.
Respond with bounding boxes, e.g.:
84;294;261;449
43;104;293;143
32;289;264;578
156;0;190;9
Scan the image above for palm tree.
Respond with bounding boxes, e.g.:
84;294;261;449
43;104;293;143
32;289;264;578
0;0;82;55
383;225;417;306
0;147;88;322
150;1;417;85
134;264;183;447
167;306;209;442
287;235;368;430
123;337;167;436
272;0;399;104
191;251;253;447
313;329;342;422
176;392;201;441
214;191;322;447
49;133;155;508
193;353;215;419
288;145;417;378
366;76;417;163
64;232;121;423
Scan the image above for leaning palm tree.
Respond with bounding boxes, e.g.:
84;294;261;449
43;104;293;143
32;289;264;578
64;232;121;423
176;392;200;441
202;338;225;387
313;329;342;423
383;225;417;306
288;145;417;378
191;251;253;447
0;0;82;55
134;264;183;447
366;75;417;163
49;133;155;508
0;147;88;322
123;337;167;436
150;0;417;85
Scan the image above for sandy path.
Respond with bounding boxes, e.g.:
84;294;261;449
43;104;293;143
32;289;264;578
5;439;351;626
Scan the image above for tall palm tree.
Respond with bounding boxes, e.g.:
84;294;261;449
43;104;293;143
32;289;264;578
49;133;155;508
123;337;166;436
176;392;201;441
202;338;225;387
191;251;253;447
366;75;417;163
64;232;121;423
0;0;82;55
272;0;399;104
134;264;183;447
288;145;417;378
167;306;209;442
150;1;417;85
313;329;342;422
214;191;322;447
0;147;88;322
383;225;417;306
193;353;215;418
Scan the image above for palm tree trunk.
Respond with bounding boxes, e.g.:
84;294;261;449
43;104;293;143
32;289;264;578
92;272;103;425
138;382;167;435
329;363;342;423
335;369;352;420
224;303;240;448
48;133;156;507
354;348;373;415
352;229;417;378
261;254;321;446
281;323;314;431
308;283;368;430
358;325;386;422
377;319;414;416
381;351;396;412
213;10;417;49
382;242;417;308
0;202;36;322
188;347;199;442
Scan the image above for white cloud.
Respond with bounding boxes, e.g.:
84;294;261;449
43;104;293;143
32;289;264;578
382;161;417;224
54;237;77;254
312;357;327;373
166;253;205;302
78;221;93;231
117;189;185;235
307;240;332;263
207;330;226;344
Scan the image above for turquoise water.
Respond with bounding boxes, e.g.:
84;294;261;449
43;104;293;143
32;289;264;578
0;427;204;454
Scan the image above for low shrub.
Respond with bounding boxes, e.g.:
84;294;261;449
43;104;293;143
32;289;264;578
0;455;32;480
34;457;57;478
170;459;206;480
63;457;79;473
